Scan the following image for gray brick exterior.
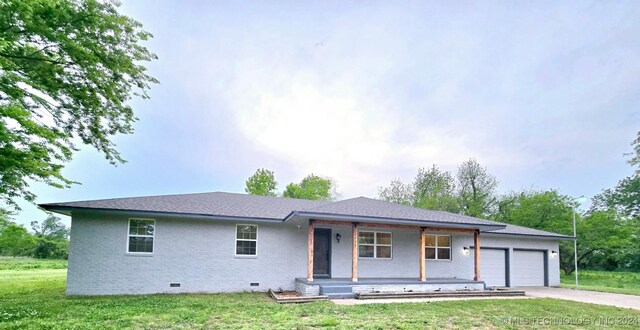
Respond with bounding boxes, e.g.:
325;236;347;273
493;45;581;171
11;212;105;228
66;212;560;295
67;211;308;295
350;282;485;294
294;281;320;296
325;225;560;286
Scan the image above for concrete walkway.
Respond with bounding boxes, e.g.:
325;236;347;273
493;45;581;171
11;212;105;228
333;288;640;310
333;296;531;305
521;287;640;310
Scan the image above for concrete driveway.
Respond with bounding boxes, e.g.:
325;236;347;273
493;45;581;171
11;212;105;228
521;287;640;310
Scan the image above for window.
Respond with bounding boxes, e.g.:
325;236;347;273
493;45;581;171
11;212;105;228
128;219;155;253
236;224;258;256
425;234;451;260
358;231;392;259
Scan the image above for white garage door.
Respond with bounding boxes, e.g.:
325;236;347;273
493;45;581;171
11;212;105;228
512;250;545;286
480;248;506;287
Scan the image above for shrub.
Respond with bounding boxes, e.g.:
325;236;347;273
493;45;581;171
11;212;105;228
33;238;68;259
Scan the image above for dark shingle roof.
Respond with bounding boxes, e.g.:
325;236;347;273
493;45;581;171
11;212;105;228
40;192;571;239
40;192;330;220
300;197;498;227
483;222;573;239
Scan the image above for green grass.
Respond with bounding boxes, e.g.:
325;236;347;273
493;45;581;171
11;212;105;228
561;270;640;296
0;262;639;329
0;257;67;270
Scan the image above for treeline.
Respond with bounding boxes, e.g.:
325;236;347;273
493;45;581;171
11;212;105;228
245;169;337;200
375;143;640;274
246;133;640;274
0;211;69;259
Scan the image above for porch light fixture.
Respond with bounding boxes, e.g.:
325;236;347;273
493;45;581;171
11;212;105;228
336;233;342;243
462;247;470;255
551;250;558;257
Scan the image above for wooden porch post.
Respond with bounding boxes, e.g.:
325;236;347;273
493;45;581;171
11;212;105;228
419;227;426;282
474;229;480;281
307;220;314;282
351;222;358;282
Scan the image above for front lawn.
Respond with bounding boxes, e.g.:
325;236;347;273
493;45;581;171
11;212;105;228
1;265;639;328
561;270;640;296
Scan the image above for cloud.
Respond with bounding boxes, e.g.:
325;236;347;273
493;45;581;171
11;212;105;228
218;51;488;196
138;0;640;198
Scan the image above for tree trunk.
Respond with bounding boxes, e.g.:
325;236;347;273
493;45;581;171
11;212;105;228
562;265;575;276
561;249;596;276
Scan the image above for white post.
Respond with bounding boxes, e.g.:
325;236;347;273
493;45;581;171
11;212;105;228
573;206;578;289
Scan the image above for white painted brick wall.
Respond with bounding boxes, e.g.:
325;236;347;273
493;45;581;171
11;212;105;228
67;212;561;295
294;281;320;296
319;225;560;286
351;282;485;294
67;212;309;295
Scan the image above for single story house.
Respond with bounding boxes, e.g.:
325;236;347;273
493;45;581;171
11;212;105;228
40;192;572;298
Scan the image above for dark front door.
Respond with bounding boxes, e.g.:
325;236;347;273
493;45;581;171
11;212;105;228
313;228;331;277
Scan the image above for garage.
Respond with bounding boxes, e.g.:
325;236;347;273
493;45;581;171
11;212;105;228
480;248;507;287
512;250;547;286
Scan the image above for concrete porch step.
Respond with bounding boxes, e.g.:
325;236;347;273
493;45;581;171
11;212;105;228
356;289;526;300
319;285;354;294
325;292;357;299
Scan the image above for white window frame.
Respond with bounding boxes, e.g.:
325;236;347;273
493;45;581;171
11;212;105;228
358;231;392;259
126;218;155;255
425;234;451;260
235;224;258;257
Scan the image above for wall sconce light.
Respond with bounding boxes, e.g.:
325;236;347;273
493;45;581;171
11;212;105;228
462;247;470;255
336;233;342;243
551;250;558;257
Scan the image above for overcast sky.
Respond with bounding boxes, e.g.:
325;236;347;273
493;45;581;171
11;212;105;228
11;1;640;226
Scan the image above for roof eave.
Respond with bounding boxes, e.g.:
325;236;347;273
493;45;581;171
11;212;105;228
482;231;575;240
287;211;506;231
38;205;284;223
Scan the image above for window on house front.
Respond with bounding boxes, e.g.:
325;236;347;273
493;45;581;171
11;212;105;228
236;224;258;256
128;219;155;253
358;231;392;259
425;234;451;260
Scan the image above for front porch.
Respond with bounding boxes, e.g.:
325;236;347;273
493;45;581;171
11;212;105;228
295;277;486;299
305;219;483;291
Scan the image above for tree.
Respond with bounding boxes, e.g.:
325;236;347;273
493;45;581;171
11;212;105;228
456;158;498;218
413;165;459;213
618;217;640;271
590;175;640;218
33;237;68;259
492;190;574;234
31;215;68;241
561;210;632;274
0;207;13;232
379;165;459;211
378;179;413;205
283;174;334;200
628;131;640;172
245;168;278;196
492;189;634;274
0;0;158;208
0;223;35;256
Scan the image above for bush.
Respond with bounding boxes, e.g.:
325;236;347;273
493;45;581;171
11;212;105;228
33;238;68;260
0;223;35;257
